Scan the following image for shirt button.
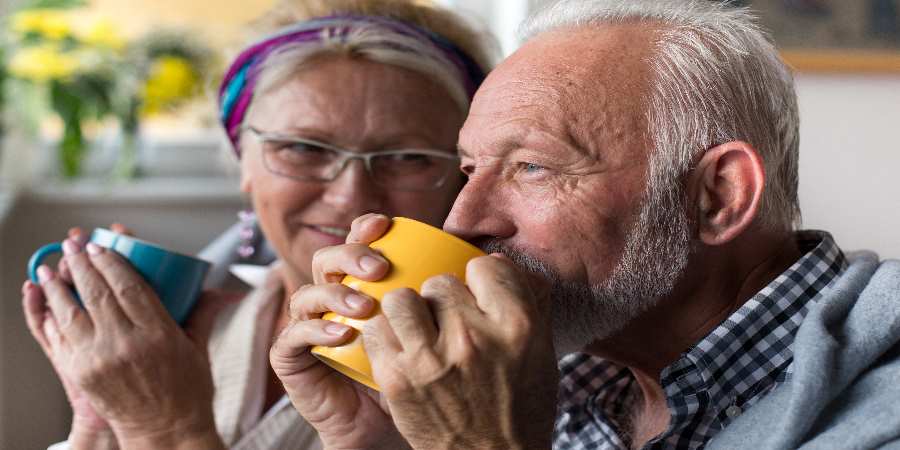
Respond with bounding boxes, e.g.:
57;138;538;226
725;405;742;418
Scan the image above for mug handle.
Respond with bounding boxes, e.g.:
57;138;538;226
28;243;63;284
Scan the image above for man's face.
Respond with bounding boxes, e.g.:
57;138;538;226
445;25;692;354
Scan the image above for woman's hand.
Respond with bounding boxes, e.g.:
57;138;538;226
23;281;118;450
31;237;224;450
57;223;130;285
270;214;410;450
23;224;131;449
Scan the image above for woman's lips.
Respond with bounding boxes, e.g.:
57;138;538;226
310;224;350;238
303;223;350;247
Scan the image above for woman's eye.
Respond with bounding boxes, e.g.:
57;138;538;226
270;141;331;164
386;153;432;165
281;142;323;153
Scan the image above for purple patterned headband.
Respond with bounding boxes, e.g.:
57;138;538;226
218;14;487;155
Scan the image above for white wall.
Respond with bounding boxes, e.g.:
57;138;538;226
436;0;530;57
796;75;900;258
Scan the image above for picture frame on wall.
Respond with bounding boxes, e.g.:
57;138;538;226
718;0;900;72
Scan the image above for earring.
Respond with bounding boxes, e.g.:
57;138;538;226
237;209;257;259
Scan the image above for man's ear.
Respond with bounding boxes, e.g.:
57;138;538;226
690;141;765;246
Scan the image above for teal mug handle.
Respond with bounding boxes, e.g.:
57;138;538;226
28;242;82;303
28;243;63;284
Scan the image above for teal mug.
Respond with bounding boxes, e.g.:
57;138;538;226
28;228;211;325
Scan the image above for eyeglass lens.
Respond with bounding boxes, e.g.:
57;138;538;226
260;138;457;190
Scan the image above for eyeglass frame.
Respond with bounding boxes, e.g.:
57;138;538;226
241;126;462;191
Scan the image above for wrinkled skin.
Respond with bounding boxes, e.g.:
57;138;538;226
23;234;234;450
271;214;559;450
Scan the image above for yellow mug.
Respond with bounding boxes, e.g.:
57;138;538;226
311;217;485;391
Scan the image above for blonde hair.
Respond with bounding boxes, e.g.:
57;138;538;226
253;0;495;71
243;0;497;115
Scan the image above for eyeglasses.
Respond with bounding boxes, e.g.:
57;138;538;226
243;126;461;191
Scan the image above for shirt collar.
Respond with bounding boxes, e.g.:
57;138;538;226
555;230;847;448
659;231;846;409
230;263;276;288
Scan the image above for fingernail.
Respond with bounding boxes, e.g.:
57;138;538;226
344;294;371;310
62;239;81;255
359;255;386;272
75;233;89;246
37;265;54;283
86;243;103;255
367;214;388;225
324;322;350;336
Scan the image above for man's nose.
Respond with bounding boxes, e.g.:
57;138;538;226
443;174;515;242
321;159;384;214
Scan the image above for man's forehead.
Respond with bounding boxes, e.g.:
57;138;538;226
461;24;656;158
507;24;655;79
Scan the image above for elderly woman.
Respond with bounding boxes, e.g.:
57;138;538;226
20;0;494;449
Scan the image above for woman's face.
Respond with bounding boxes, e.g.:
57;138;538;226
240;56;466;284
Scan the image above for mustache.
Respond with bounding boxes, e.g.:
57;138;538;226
475;238;556;277
475;238;561;302
475;237;514;256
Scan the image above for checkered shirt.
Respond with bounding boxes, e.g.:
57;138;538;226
553;231;847;450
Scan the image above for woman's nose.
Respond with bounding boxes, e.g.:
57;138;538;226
321;159;384;213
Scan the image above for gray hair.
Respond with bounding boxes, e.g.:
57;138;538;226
521;0;801;230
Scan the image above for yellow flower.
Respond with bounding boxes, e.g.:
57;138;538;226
9;44;79;81
75;17;126;50
11;9;73;41
141;56;199;115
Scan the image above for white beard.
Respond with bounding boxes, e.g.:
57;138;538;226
479;180;693;356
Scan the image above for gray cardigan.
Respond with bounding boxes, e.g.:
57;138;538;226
709;251;900;450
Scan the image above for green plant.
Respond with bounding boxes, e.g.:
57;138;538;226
0;43;8;141
110;29;216;178
4;1;214;179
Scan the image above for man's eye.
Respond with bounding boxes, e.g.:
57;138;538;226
522;162;546;173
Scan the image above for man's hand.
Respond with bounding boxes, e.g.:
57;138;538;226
364;254;560;450
271;214;411;450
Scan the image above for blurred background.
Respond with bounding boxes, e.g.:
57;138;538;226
0;0;898;448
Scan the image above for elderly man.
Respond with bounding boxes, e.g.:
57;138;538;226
271;0;900;449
